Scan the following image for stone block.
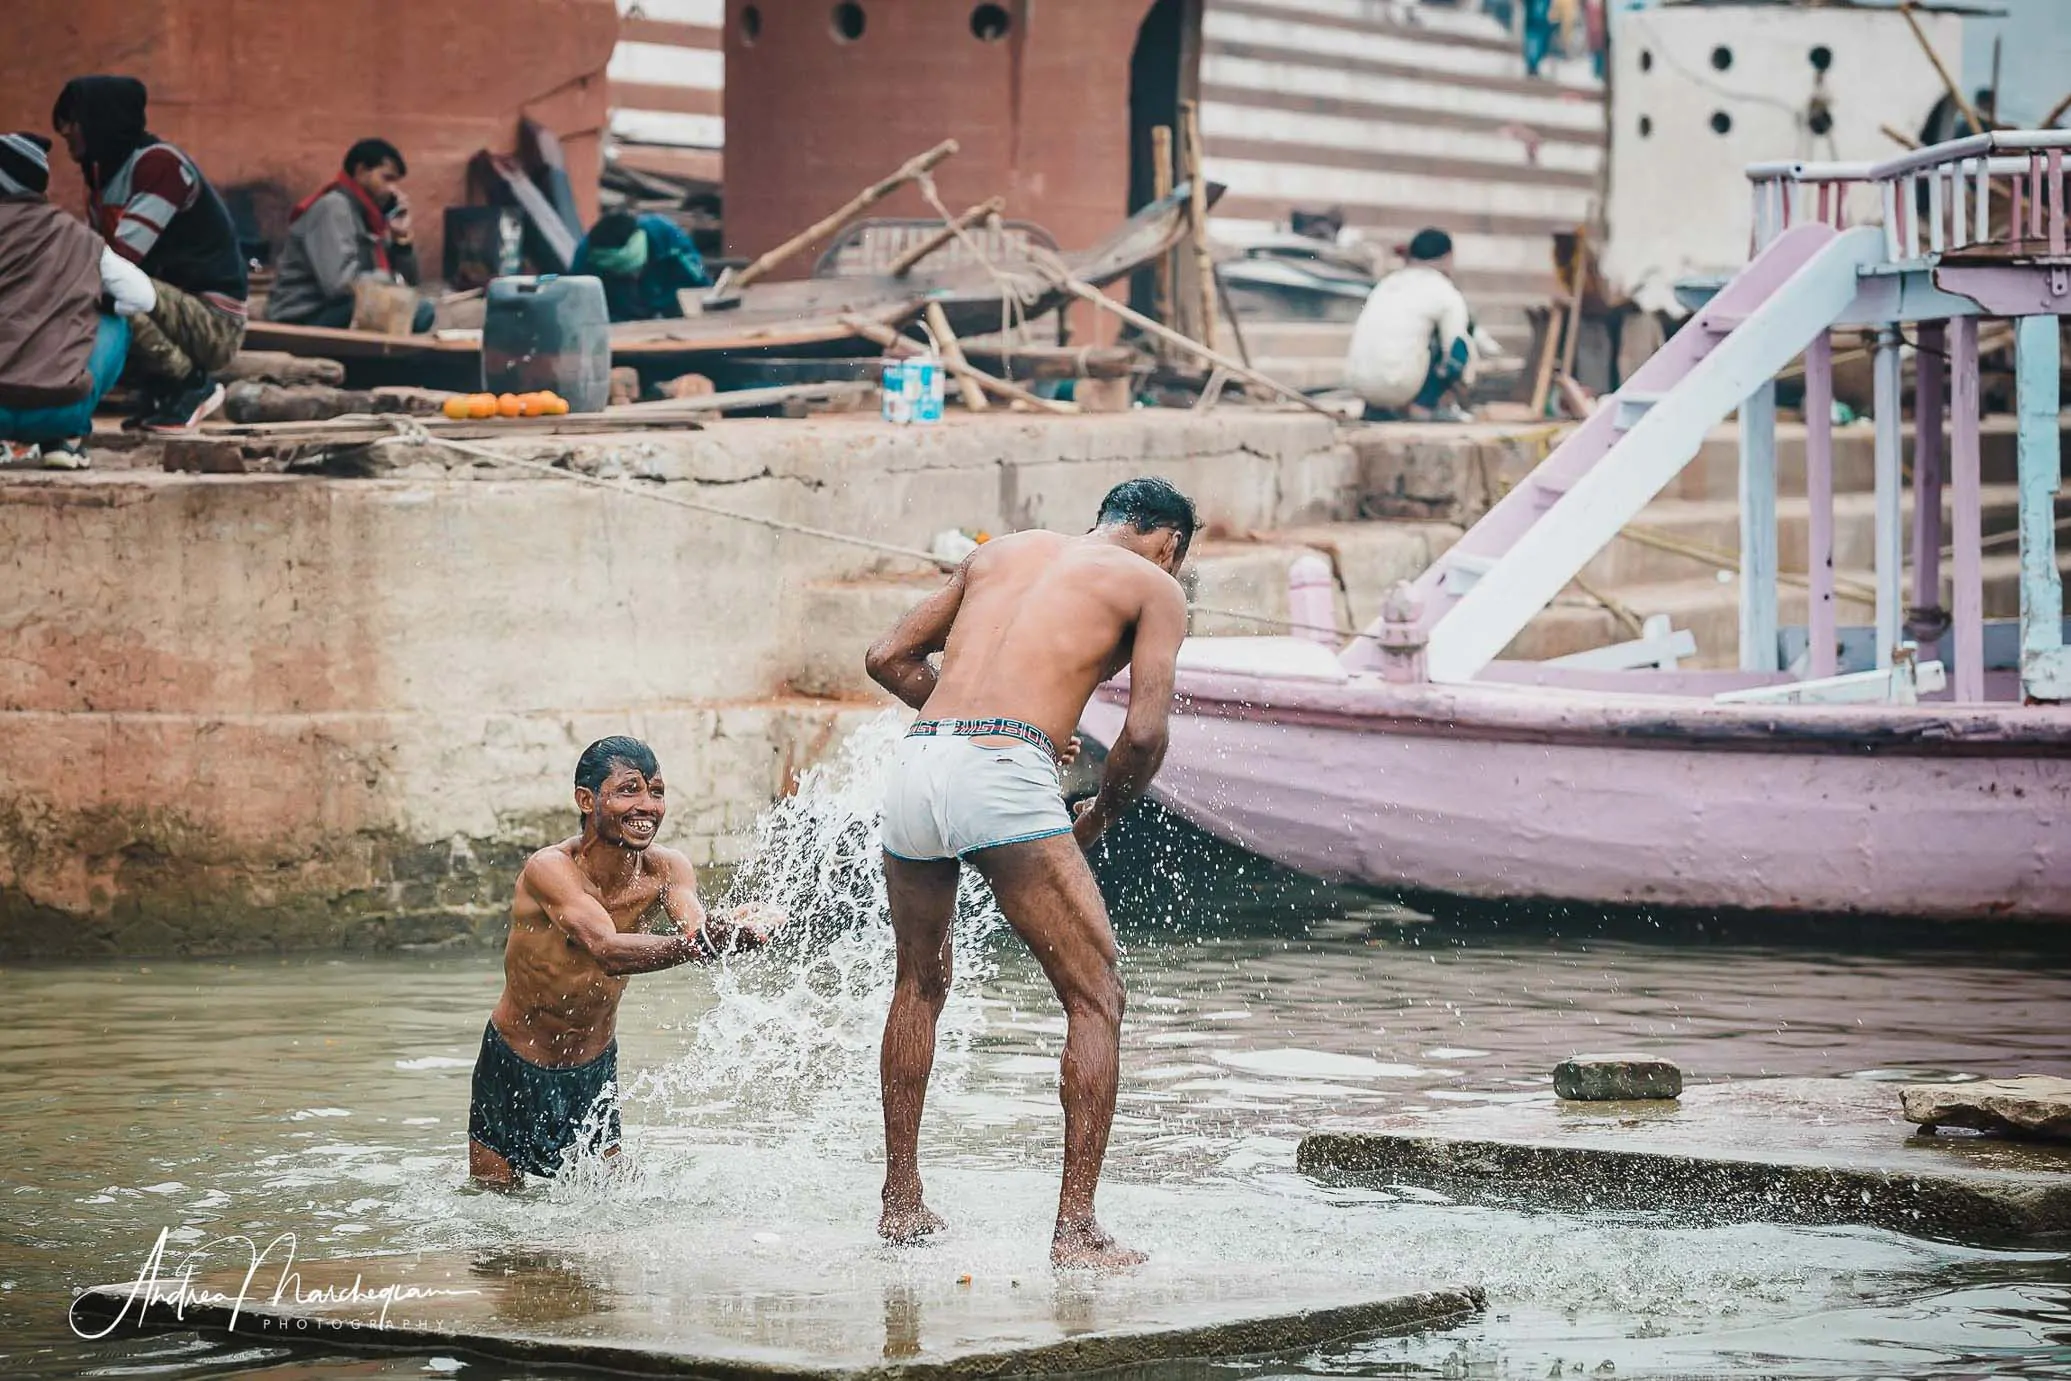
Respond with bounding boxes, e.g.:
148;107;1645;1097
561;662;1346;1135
1554;1053;1683;1101
1348;422;1562;523
1902;1077;2071;1142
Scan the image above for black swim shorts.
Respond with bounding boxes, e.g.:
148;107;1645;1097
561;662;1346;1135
466;1020;621;1178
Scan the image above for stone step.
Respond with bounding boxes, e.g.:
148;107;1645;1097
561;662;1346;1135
1508;550;2060;668
787;574;939;701
1658;416;2043;502
1189;522;1461;636
1580;486;2035;589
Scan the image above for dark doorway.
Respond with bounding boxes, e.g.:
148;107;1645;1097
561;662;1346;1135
1128;0;1198;318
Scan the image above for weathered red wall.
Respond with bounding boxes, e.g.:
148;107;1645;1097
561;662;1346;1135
0;0;618;280
722;0;1159;267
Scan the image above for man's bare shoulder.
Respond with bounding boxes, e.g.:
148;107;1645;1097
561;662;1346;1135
969;529;1067;567
518;839;586;895
644;843;697;884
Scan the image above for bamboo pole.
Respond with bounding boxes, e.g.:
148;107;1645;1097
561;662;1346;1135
1899;3;1987;136
1179;100;1220;351
841;315;1075;414
707;139;959;304
1151;124;1175;348
888;196;1006;277
925;302;989;412
2044;89;2071;130
1055;277;1335;417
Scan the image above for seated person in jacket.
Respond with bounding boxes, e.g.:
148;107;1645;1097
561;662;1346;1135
573;211;708;323
1343;228;1500;423
266;138;433;334
0;131;155;466
52;75;249;432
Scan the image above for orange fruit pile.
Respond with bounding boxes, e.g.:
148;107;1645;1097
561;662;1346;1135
441;391;571;421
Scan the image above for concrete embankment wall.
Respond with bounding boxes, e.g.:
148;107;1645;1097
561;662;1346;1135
0;413;1361;960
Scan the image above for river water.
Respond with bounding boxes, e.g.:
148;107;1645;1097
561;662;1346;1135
3;719;2068;1379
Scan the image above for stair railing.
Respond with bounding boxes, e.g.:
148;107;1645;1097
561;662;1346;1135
1747;130;2071;262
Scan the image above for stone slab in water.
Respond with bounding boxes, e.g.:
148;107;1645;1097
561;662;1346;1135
71;1249;1480;1378
1554;1052;1683;1101
1901;1076;2071;1142
1296;1077;2071;1245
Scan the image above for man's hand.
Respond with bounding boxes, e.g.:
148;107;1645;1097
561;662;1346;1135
706;901;786;954
387;190;413;245
1059;735;1083;767
1071;796;1106;852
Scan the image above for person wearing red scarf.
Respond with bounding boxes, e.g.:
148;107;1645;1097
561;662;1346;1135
264;138;432;332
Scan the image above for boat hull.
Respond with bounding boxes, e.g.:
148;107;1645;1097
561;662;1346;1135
1080;676;2071;922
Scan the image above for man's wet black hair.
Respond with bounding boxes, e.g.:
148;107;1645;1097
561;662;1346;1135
589;210;641;250
575;736;659;797
344;138;406;178
1407;227;1453;263
1095;477;1198;562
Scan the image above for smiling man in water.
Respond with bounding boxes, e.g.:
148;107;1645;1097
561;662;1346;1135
468;735;777;1188
865;477;1195;1268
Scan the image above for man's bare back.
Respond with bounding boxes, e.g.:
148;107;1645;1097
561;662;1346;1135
918;529;1182;754
866;477;1198;1269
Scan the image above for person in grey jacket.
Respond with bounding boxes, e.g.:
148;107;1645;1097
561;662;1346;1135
265;138;432;332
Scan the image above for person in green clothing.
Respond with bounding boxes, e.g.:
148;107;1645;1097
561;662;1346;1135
572;211;708;323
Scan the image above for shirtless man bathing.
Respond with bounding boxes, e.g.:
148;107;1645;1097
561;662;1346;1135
865;477;1196;1268
468;736;778;1188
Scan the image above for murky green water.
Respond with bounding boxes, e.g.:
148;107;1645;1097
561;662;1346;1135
3;724;2068;1378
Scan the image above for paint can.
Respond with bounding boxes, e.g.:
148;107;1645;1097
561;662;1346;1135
880;357;945;425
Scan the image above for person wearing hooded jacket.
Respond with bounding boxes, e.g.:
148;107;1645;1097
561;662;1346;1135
52;75;248;431
0;131;155;465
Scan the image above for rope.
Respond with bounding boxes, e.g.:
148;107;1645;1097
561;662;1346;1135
369;418;1357;636
372;419;957;568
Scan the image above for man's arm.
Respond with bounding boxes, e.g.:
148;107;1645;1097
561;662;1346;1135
302;196;367;304
653;849;775;956
525;852;707;976
864;557;969;711
1074;574;1188;848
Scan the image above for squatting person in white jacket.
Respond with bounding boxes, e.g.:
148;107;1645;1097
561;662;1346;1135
1343;228;1498;422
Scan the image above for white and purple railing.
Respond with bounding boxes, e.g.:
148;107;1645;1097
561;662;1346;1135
1748;130;2071;262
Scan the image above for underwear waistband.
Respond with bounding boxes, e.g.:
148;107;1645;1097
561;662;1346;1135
907;717;1058;757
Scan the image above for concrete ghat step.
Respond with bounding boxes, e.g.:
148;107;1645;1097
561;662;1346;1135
1659;416;2053;502
1295;1076;2071;1245
1581;486;2037;589
1189;522;1462;636
789;574;939;701
1509;550;2063;667
71;1248;1486;1378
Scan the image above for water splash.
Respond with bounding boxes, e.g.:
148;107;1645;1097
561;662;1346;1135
627;712;1009;1149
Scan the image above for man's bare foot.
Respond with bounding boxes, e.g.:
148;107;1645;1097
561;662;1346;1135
879;1197;949;1244
1051;1221;1147;1270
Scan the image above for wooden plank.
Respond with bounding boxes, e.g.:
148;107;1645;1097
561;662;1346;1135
925;302;988;412
1872;327;1905;668
1950;316;1986;702
1805;331;1840;679
2016;313;2066;701
707;139;959;303
1152;124;1175;340
888;197;1007;277
1738;380;1780;672
1911;321;1947;664
1181;101;1221;353
1056;278;1332;416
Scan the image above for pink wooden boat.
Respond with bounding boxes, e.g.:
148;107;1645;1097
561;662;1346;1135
1082;131;2071;921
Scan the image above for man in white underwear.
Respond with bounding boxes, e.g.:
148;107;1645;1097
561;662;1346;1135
864;477;1195;1270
